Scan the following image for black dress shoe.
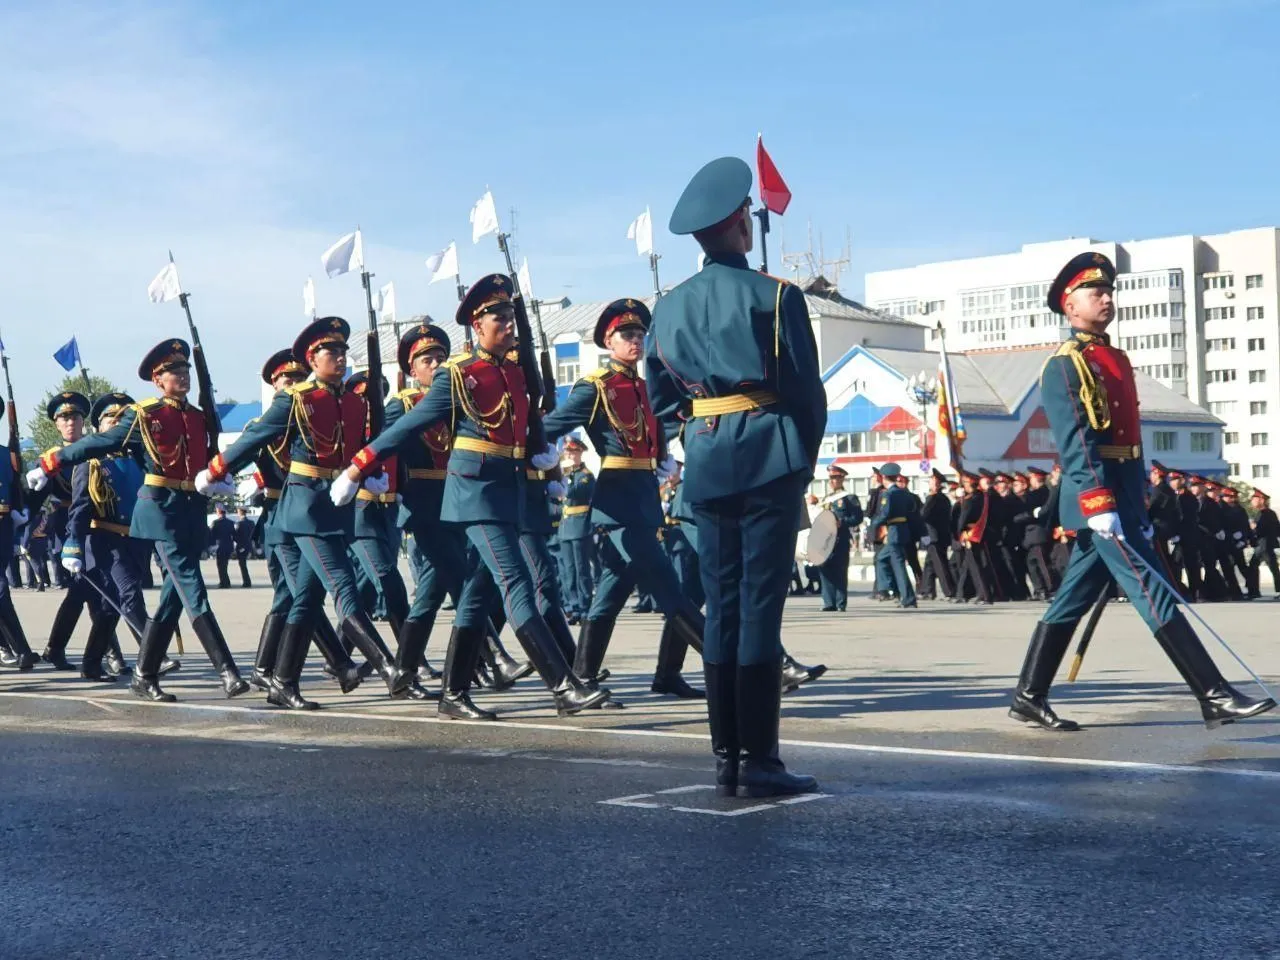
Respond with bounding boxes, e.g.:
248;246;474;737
42;649;75;671
1009;692;1080;731
553;683;611;717
1199;686;1277;729
248;669;273;692
159;658;181;677
651;674;706;699
219;670;250;698
418;662;443;682
820;606;836;612
104;654;129;678
78;668;118;683
438;692;497;721
131;675;176;703
266;679;319;711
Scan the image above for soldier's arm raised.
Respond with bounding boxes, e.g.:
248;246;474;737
541;379;598;444
36;409;137;475
349;368;453;476
205;389;294;481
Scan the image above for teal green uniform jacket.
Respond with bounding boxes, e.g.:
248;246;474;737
644;252;827;503
557;465;595;541
383;387;448;528
871;486;924;547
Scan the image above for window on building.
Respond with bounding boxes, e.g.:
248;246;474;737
1172;364;1185;379
1224;432;1240;445
1205;338;1237;352
1205;274;1235;289
1248;307;1265;321
1251;433;1269;446
1170;271;1183;288
1230;462;1241;476
1153;431;1177;452
1205;307;1237;321
1248;338;1266;352
1209;401;1238;414
1250;369;1267;384
1171;333;1185;349
1254;465;1271;479
1246;274;1264;289
1028;428;1054;453
1252;401;1269;415
555;358;580;383
1206;369;1237;383
1190;432;1215;453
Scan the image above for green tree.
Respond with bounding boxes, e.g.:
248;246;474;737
27;373;123;454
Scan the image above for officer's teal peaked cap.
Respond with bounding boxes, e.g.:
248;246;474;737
668;157;752;235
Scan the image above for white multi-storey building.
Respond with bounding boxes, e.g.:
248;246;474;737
865;228;1280;485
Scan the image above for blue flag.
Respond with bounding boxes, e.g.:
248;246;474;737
53;337;80;372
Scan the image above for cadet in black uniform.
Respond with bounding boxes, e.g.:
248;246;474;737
1248;489;1279;598
918;469;955;600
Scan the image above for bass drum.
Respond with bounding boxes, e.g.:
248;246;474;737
805;509;840;566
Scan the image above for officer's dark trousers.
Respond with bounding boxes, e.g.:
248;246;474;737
519;533;566;618
85;532;149;637
350;534;410;626
1249;547;1279;595
955;545;993;603
456;523;540;631
665;526;705;609
405;520;466;629
152;540;214;625
559;537;594;616
919;543;955;598
1025;543;1057;598
237;553;251;587
875;542;916;607
586;525;692;622
215;551;232;588
266;544;294;618
819;539;849;609
690;472;805;666
291;535;365;626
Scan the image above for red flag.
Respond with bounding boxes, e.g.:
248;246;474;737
756;135;792;215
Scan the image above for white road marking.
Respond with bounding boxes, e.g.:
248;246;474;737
2;689;1280;782
600;795;664;809
655;785;713;795
671;804;774;817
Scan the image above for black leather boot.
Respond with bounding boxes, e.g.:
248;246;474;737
266;622;320;711
131;619;178;702
482;625;534;691
704;662;739;796
311;617;362;693
573;616;616;686
105;633;129;678
1009;621;1080;730
340;614;396;694
0;643;15;668
0;593;39;670
514;619;611;716
1154;613;1278;728
651;618;705;698
544;611;578;664
190;612;250;698
79;613;119;682
737;660;818;798
438;626;496;720
390;619;437;701
781;649;827;692
41;590;83;670
250;613;286;691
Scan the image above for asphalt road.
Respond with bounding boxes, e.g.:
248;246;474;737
3;717;1279;960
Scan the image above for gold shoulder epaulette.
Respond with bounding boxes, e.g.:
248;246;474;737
136;397;162;410
394;387;422;400
443;352;473;369
583;367;609;383
287;381;318;396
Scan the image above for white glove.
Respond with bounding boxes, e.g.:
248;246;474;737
61;555;82;575
1033;507;1042;519
1169;535;1180;545
1141;525;1154;541
236;476;261;501
656;455;677;480
919;535;933;547
10;508;27;526
530;445;560;471
26;466;48;491
546;480;567;499
362;472;390;495
330;472;359;507
1087;511;1124;540
194;469;235;497
1216;530;1226;541
1233;531;1243;541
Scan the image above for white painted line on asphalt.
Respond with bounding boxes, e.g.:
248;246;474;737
3;689;1280;783
671;804;775;817
600;794;664;809
655;785;712;795
775;793;833;806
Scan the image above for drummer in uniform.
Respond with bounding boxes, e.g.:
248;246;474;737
815;465;862;612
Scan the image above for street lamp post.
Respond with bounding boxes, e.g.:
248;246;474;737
906;371;940;477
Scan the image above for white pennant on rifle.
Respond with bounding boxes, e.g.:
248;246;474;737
147;260;183;303
377;282;397;323
425;242;459;284
517;258;534;302
470;191;499;243
303;277;316;317
627;207;654;257
321;229;364;278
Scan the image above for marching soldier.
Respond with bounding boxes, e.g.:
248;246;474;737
335;277;609;719
31;392;93;669
953;471;994;604
918;468;955;600
1248;489;1279;598
1021;466;1056;600
558;436;596;625
23;513;50;590
197;319;399;709
1147;461;1181;577
817;465;862;611
870;463;922;607
28;341;250;702
540;298;705;698
1174;471;1205;600
209;503;234;588
1199;480;1240;600
646;156;825;797
0;392;36;671
1219;486;1253;597
1010;251;1273;730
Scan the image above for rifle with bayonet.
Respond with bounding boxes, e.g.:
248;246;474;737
0;336;25;513
496;232;556;414
360;269;387;439
170;253;221;460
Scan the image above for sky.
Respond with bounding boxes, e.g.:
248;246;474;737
1;0;1278;402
